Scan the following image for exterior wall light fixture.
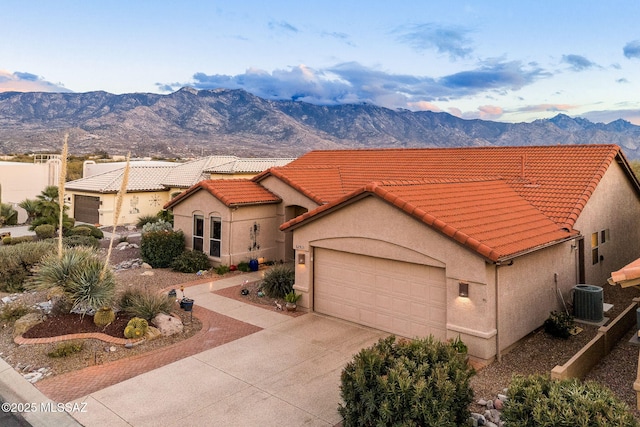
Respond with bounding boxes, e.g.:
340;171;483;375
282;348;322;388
297;253;306;265
459;282;469;298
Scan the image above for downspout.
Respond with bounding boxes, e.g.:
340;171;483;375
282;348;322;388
495;259;514;363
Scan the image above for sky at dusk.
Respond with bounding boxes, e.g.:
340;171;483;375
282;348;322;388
2;1;640;125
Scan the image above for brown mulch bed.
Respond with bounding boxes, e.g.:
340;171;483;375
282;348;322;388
22;312;132;339
214;280;307;317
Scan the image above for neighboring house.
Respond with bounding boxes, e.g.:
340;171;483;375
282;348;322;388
0;155;61;223
66;156;293;225
165;145;640;363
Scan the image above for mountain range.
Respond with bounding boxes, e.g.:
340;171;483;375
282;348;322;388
1;87;639;159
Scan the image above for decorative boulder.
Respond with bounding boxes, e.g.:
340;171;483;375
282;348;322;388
13;313;44;338
152;313;183;336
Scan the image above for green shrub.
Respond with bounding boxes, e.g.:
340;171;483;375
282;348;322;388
136;214;158;229
63;235;100;249
2;236;10;245
0;301;31;323
237;261;250;272
47;341;84;358
0;240;56;292
215;264;230;275
118;288;174;320
156;209;174;225
69;226;92;236
140;230;185;268
502;374;638;426
171;250;211;273
34;224;56;239
544;310;574;339
339;335;474;427
261;264;295;298
0;203;18;226
4;235;36;245
79;224;104;239
141;219;173;234
124;317;149;339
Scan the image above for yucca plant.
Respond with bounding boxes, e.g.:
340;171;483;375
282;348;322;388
28;246;115;313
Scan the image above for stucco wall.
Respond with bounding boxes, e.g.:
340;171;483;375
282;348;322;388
171;189;280;266
67;190;170;226
290;196;499;359
574;162;640;286
0;162;57;205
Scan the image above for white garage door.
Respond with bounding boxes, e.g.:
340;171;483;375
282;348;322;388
314;248;447;339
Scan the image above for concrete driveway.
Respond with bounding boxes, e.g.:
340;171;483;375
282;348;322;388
67;275;387;427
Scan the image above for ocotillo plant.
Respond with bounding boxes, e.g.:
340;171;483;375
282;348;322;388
57;135;68;259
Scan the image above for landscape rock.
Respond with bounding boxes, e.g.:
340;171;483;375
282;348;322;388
13;313;43;338
152;313;183;336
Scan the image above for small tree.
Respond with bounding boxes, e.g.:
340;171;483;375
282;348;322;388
28;186;74;232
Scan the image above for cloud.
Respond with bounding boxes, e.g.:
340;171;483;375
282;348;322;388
0;70;71;93
516;104;577;113
623;40;640;59
457;105;504;120
581;108;640;125
159;60;549;112
561;54;597;71
396;23;473;59
268;20;298;33
616;78;629;84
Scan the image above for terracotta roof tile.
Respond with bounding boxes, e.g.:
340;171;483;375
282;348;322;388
165;179;281;209
272;144;628;230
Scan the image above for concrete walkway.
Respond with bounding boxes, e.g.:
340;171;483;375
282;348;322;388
3;272;387;426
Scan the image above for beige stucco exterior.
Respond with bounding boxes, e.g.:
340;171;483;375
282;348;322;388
67;190;171;226
171;188;281;266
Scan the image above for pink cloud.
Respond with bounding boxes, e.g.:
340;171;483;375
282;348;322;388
407;100;442;112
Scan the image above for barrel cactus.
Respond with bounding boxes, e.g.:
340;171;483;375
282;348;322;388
93;306;116;327
124;317;149;339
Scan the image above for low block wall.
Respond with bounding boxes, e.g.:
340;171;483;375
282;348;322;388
551;300;639;382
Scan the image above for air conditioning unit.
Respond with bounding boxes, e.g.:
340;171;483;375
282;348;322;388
573;284;604;322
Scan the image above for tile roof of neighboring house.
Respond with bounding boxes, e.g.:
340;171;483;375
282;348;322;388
282;178;577;262
164;179;281;209
162;156;238;188
66;166;176;193
609;257;640;288
204;157;295;174
261;144;636;230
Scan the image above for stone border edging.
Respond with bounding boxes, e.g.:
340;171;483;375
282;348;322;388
14;332;142;346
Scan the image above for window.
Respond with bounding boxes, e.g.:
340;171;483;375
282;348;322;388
591;229;610;265
209;217;221;258
193;215;204;252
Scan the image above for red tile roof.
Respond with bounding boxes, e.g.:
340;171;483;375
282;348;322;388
164;179;281;209
275;145;637;262
262;144;632;230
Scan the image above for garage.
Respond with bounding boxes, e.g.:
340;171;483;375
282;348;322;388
313;248;447;339
73;195;100;224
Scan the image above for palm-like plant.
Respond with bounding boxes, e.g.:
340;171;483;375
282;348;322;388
0;203;18;226
28;247;115;313
18;199;38;224
28;186;74;231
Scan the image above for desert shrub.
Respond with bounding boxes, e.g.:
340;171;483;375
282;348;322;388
68;225;92;236
141;219;173;234
63;235;100;249
157;209;174;225
0;301;31;323
78;224;104;239
3;235;36;245
261;264;295;298
237;261;251;272
0;240;56;292
0;203;18;226
47;341;84;358
28;246;116;312
119;288;174;320
543;310;574;339
171;250;211;273
140;230;185;268
215;264;230;275
136;214;158;229
502;374;638;426
339;335;474;427
34;224;56;239
124;317;149;339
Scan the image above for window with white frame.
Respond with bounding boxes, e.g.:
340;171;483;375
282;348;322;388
209;217;221;258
